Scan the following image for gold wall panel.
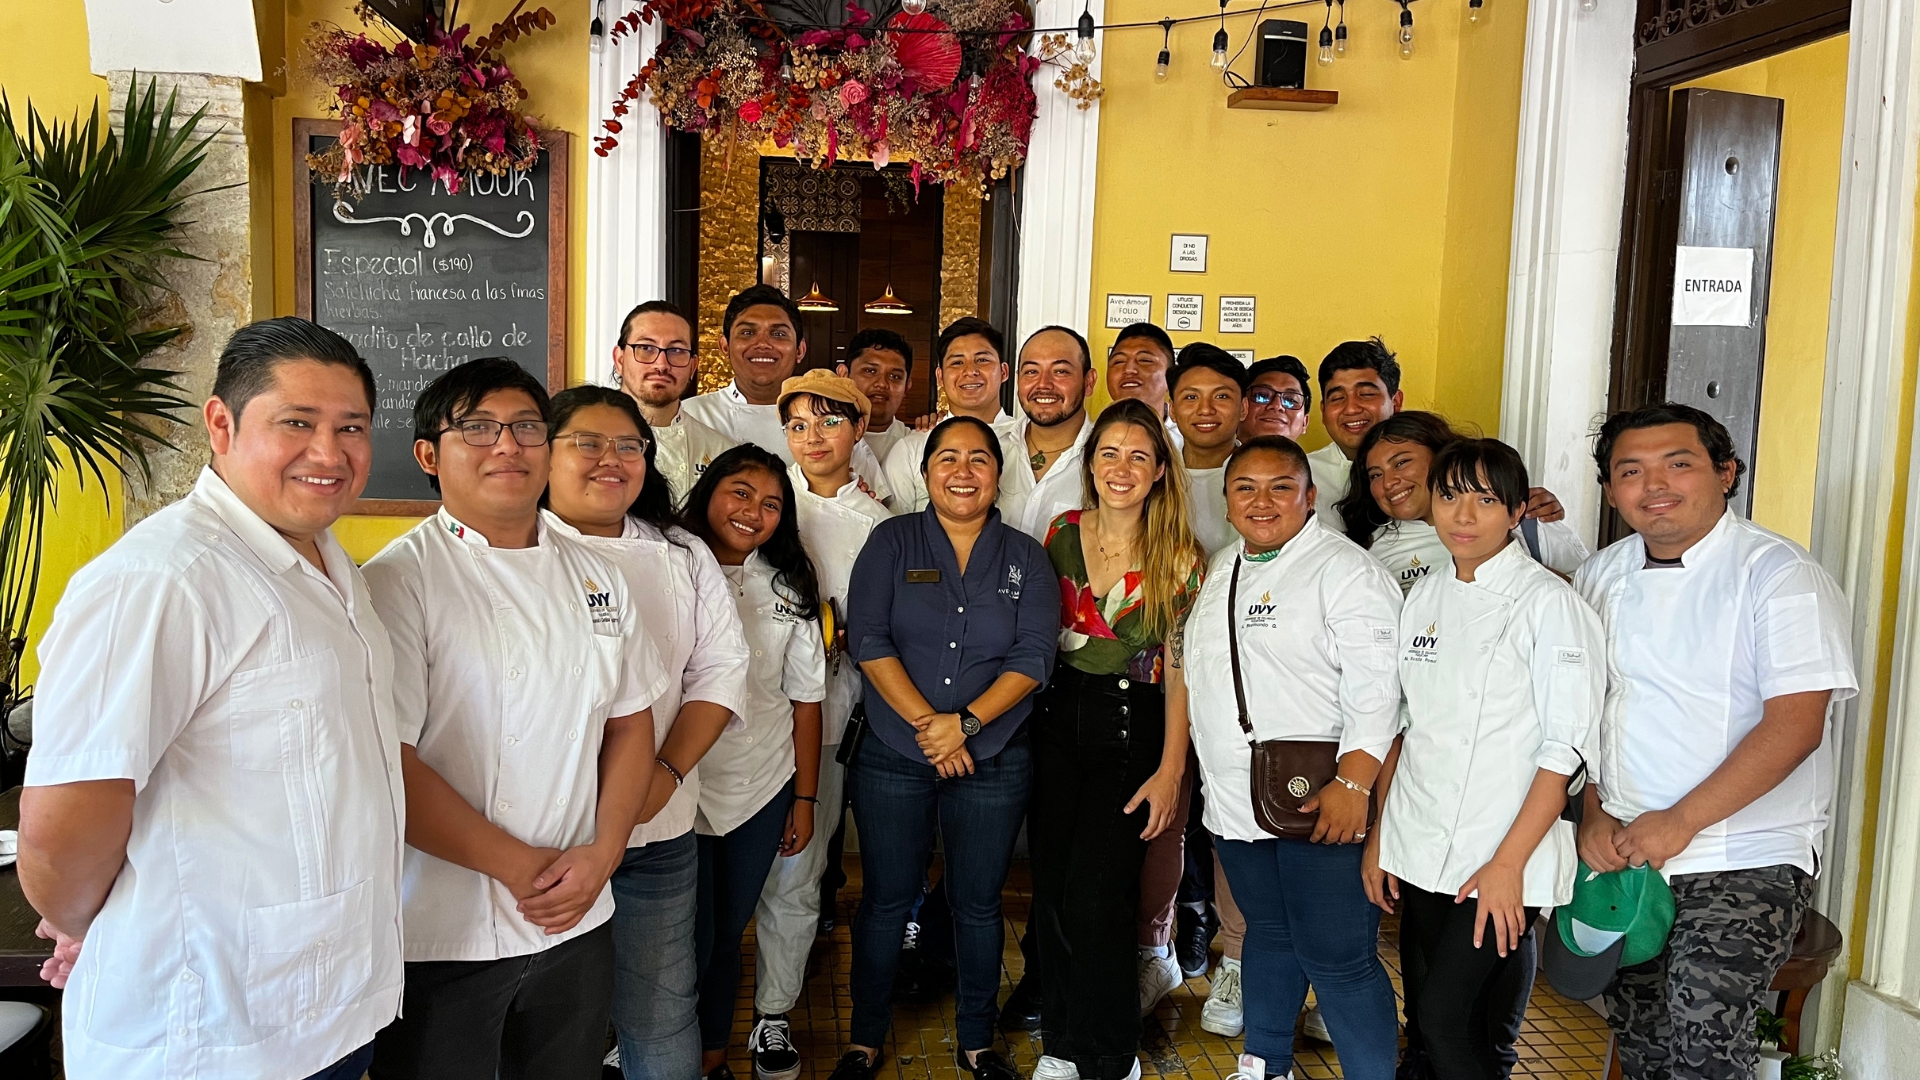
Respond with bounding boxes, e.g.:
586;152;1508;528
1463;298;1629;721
697;135;763;393
940;190;982;333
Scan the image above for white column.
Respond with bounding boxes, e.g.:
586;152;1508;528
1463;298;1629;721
1497;0;1635;545
1015;0;1103;344
585;0;669;386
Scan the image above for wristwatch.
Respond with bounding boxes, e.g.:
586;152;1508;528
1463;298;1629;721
958;706;982;737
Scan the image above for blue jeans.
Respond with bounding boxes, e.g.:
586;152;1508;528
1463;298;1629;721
1215;837;1397;1080
848;731;1030;1052
695;777;795;1052
305;1042;374;1080
610;831;700;1080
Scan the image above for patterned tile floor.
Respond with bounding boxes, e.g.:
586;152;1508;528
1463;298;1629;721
718;856;1613;1080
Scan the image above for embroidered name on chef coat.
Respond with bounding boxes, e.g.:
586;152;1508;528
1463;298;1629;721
772;599;808;622
1404;621;1439;664
585;576;622;632
1243;589;1280;629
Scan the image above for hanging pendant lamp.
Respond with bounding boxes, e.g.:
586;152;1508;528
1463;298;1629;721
864;217;914;316
796;281;840;312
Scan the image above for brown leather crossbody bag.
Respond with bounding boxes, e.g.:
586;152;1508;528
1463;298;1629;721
1226;555;1359;839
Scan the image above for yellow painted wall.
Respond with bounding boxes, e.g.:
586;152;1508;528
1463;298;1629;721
1088;0;1527;445
1680;34;1849;546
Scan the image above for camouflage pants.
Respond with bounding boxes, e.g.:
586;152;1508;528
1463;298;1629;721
1603;864;1813;1080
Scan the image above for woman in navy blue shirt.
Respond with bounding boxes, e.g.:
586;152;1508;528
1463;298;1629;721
833;416;1060;1080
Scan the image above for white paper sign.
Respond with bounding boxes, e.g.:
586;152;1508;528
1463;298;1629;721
1672;246;1754;327
1167;294;1204;331
1171;234;1209;273
1227;350;1255;364
1105;294;1153;329
1219;296;1257;334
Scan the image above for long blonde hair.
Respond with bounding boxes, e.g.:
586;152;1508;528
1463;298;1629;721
1080;399;1205;641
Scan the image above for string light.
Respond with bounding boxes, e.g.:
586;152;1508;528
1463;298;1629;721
1467;0;1482;22
1210;0;1230;70
1155;17;1173;80
1318;0;1334;64
1334;0;1348;55
1075;2;1097;62
1396;0;1413;59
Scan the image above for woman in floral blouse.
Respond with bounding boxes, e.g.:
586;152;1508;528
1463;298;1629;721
1029;398;1207;1080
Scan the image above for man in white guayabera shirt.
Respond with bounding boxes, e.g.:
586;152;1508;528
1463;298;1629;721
20;317;406;1080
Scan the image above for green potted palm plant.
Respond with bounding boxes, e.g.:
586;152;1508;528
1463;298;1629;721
0;78;213;740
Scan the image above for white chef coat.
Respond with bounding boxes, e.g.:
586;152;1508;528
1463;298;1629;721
543;511;752;846
1185;519;1405;842
651;407;735;506
1308;441;1354;506
1184;463;1236;556
789;462;894;744
1004;412;1094;542
881;410;1020;516
27;467;406;1080
865;418;912;463
1371;517;1591;594
1574;511;1857;878
1377;542;1605;906
682;381;893;504
364;509;670;960
698;551;829;835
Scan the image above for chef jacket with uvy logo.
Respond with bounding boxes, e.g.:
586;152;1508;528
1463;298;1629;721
788;462;893;745
698;550;828;835
28;468;406;1080
364;509;670;961
1378;541;1606;907
543;511;751;847
649;408;736;506
1574;511;1858;879
1185;517;1405;843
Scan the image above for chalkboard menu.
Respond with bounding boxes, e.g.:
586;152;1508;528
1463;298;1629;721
294;119;568;513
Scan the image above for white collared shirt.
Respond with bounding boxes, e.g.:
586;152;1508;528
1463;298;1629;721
699;551;829;835
1574;511;1857;878
1004;412;1094;542
364;509;670;960
865;417;912;462
788;463;894;744
1185;521;1405;842
543;512;752;846
1372;518;1593;595
1184;463;1236;556
881;410;1021;516
682;381;893;504
28;468;406;1080
1378;542;1606;906
650;408;735;506
1308;441;1354;506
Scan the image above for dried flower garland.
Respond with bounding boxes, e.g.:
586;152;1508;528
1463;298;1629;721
304;1;557;197
599;0;1101;192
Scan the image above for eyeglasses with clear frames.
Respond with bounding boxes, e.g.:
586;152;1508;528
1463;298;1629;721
784;415;853;438
443;419;553;447
1248;387;1307;412
557;432;651;460
621;342;696;368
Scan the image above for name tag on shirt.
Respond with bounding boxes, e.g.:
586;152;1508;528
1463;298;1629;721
907;569;941;583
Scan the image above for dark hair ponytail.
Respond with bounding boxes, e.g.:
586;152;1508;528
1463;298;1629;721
679;444;821;619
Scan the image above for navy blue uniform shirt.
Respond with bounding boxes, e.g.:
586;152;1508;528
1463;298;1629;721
847;507;1060;763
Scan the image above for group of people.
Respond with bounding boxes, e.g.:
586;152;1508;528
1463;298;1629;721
13;282;1856;1080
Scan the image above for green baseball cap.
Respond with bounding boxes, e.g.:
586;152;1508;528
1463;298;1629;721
1540;862;1676;1000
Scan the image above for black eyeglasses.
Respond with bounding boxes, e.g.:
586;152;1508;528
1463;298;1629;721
1248;388;1307;412
621;342;696;368
442;419;552;447
557;432;651;460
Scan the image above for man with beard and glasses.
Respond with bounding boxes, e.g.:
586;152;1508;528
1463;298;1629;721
610;300;734;504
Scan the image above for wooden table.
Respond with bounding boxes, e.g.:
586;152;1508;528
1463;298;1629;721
0;787;52;986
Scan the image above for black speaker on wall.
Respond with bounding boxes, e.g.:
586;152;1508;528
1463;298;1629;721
1255;20;1309;89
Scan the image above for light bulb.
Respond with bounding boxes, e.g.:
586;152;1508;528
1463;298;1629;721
1398;9;1413;59
1318;26;1334;65
1334;24;1348;55
1074;10;1097;62
1468;0;1482;21
1211;27;1230;70
902;0;927;12
1155;48;1171;80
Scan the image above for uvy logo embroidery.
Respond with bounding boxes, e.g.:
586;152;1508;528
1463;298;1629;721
1244;589;1279;629
1405;621;1439;664
585;577;620;629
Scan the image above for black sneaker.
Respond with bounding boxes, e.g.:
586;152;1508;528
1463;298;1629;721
1175;902;1219;979
750;1014;802;1080
706;1065;736;1080
957;1048;1020;1080
826;1050;877;1080
997;973;1043;1032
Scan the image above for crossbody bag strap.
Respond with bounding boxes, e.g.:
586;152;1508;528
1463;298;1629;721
1226;556;1258;747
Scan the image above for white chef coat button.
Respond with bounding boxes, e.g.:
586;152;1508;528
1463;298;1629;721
178;1026;190;1037
204;533;219;543
1466;690;1477;699
745;736;753;744
504;735;517;746
1118;678;1131;690
572;666;583;676
508;669;521;679
1479;644;1490;654
754;649;765;658
569;729;579;741
290;699;303;709
557;796;568;807
308;1009;319;1021
944;678;952;685
497;801;511;812
668;632;678;641
570;602;578;612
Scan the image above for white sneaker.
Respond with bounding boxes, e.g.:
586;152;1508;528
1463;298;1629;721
1201;956;1244;1037
1031;1055;1081;1080
1301;1005;1330;1043
1139;949;1183;1016
1119;1058;1142;1080
603;1046;621;1068
1225;1054;1291;1080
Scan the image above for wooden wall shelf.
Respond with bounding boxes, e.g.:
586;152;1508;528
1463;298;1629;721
1226;87;1339;111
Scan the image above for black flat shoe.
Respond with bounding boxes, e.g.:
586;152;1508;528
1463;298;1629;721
827;1050;878;1080
998;974;1043;1032
958;1048;1020;1080
1175;902;1219;980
